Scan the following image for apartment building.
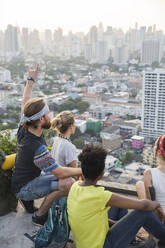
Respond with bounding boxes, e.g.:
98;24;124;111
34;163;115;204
100;132;121;151
142;69;165;140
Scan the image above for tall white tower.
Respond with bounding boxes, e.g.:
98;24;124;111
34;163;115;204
5;25;19;54
142;69;165;140
141;40;162;65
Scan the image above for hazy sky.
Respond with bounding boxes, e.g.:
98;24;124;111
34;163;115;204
1;0;165;33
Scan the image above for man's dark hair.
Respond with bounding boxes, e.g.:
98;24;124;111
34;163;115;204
78;144;108;181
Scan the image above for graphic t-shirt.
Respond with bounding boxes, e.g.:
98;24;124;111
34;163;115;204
12;126;58;193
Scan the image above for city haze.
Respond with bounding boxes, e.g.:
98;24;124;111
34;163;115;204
1;0;165;33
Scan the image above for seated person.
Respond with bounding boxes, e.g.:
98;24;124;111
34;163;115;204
11;65;82;226
51;111;77;168
136;135;165;225
67;144;165;248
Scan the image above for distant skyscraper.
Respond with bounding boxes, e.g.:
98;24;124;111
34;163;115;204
84;44;93;61
88;26;97;44
113;42;128;64
128;27;140;51
96;40;108;63
139;26;146;44
0;31;5;53
98;22;104;41
54;28;63;42
141;40;162;65
29;29;40;50
21;28;29;52
5;25;19;54
153;24;156;33
142;69;165;140
45;29;52;43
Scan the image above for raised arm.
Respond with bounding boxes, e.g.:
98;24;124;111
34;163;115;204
21;65;39;111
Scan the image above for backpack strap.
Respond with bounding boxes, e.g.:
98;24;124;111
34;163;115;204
24;233;36;242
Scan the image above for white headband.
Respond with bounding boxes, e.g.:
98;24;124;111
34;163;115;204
20;104;49;125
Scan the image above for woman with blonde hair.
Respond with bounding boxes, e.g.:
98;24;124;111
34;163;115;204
51;111;77;168
136;135;165;226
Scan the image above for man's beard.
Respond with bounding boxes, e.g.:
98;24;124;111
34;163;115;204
41;121;51;129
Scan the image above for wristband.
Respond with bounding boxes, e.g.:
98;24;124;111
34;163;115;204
27;76;35;82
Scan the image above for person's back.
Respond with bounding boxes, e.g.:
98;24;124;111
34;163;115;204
150;168;165;212
136;135;165;214
51;136;76;167
68;181;111;248
68;144;165;248
12;126;46;193
51;111;77;168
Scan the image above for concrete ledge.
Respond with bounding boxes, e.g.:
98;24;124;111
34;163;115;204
98;180;137;196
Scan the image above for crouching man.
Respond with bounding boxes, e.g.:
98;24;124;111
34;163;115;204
11;65;82;226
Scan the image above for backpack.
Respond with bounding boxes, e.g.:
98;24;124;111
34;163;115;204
25;197;71;248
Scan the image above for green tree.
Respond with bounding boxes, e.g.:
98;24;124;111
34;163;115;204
130;88;138;98
0;129;18;216
161;56;165;64
151;61;160;69
125;151;134;163
0;130;17;155
70;128;82;142
76;101;89;113
60;100;76;111
86;129;96;137
120;151;134;165
72;138;85;149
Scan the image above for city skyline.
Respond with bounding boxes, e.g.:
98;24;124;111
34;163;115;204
1;0;165;33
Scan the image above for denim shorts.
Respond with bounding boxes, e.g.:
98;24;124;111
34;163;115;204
16;174;59;201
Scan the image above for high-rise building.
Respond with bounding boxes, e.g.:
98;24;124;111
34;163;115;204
0;31;5;53
113;42;128;64
54;27;63;42
142;69;165;140
127;27;140;51
44;29;52;44
141;40;162;65
84;44;93;61
98;22;104;41
5;25;19;54
88;26;97;44
21;28;29;52
29;29;40;50
96;40;108;63
139;26;146;44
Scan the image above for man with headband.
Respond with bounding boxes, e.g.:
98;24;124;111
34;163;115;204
11;65;82;226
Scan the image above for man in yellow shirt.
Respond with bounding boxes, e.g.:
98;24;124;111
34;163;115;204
67;145;165;248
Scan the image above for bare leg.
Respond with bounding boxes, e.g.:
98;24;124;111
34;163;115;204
136;181;146;199
37;190;67;216
37;177;74;216
136;181;153;240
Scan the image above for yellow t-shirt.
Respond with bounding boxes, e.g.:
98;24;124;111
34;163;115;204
67;181;112;248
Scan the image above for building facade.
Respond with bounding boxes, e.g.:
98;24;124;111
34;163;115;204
142;69;165;140
141;40;162;65
101;132;121;151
